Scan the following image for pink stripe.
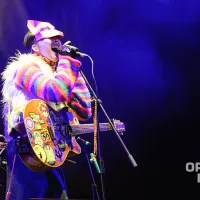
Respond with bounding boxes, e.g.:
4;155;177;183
27;72;42;91
37;78;50;99
72;87;89;93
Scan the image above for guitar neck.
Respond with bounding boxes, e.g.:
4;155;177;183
69;123;113;136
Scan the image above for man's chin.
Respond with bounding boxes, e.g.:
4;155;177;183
50;53;58;62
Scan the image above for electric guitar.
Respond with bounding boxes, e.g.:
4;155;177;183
13;99;125;171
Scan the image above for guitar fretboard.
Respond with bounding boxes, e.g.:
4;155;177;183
67;123;113;136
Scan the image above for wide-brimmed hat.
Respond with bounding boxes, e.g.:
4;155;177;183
27;20;64;42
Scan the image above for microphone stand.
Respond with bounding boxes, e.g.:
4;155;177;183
79;69;137;200
79;70;138;168
83;145;100;200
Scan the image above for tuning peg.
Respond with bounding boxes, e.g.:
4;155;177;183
111;118;124;136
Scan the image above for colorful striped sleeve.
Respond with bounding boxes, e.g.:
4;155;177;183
14;57;80;102
68;72;92;121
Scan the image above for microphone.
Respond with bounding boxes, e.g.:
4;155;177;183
52;41;87;58
77;136;91;146
90;153;101;174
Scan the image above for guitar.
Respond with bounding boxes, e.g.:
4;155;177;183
12;99;125;171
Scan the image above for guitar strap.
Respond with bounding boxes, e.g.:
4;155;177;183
6;103;26;135
47;101;69;111
6;101;13;134
93;99;98;156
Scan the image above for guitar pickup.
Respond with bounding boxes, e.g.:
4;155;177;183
47;126;56;141
62;125;72;137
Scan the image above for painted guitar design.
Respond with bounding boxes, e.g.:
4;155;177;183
13;99;125;171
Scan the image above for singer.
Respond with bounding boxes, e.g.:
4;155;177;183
1;20;92;200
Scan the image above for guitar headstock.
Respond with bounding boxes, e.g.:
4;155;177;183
112;119;126;135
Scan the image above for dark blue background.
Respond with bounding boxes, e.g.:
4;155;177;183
0;0;200;199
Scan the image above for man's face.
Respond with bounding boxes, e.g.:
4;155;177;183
33;36;62;62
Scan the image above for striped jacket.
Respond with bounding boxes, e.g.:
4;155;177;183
1;52;92;141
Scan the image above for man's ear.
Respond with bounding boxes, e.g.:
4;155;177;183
32;43;39;53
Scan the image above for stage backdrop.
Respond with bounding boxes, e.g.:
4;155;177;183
0;0;200;199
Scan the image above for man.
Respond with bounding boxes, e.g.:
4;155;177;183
1;20;92;200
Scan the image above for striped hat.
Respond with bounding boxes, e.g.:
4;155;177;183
27;20;64;42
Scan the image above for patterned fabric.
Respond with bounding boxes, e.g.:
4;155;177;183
14;55;79;102
27;20;64;42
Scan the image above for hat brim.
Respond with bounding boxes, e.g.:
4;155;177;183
35;29;64;41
